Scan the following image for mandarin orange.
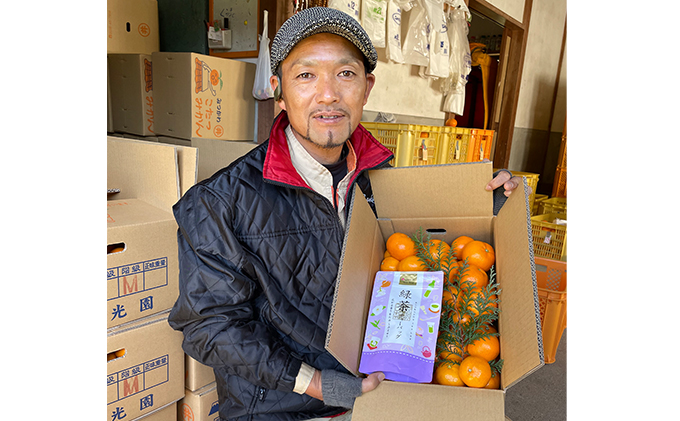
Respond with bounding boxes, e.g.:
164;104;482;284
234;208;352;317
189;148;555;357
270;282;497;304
459;356;492;388
386;232;416;261
461;241;495;271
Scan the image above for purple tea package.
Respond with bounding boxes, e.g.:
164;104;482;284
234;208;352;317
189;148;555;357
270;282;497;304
359;270;444;383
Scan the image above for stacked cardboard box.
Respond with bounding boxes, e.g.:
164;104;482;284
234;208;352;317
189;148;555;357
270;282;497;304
178;382;220;421
106;5;274;420
108;53;155;138
107;137;198;420
107;0;160;140
152;52;256;142
107;0;160;55
108;50;257;145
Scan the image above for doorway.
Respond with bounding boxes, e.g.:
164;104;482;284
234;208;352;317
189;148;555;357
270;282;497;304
454;8;504;131
445;0;531;169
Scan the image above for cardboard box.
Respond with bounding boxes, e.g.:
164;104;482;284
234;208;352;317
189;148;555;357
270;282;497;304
185;354;216;392
120;133;159;142
326;162;544;421
134;400;178;421
108;53;155;136
107;136;198;210
190;137;257;182
158;136;192;147
178;383;220;421
153;52;255;141
108;58;114;133
107;0;160;54
107;199;179;328
107;310;184;421
107;138;197;328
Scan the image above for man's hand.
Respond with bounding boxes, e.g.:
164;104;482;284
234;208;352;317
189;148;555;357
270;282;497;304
361;371;386;393
486;170;521;197
305;369;385;408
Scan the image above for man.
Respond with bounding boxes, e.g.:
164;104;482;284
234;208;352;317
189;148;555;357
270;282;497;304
168;7;520;421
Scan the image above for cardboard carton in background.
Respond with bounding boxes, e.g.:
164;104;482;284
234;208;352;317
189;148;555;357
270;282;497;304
108;58;114;133
107;199;178;328
326;162;544;421
107;136;198;210
107;310;184;421
107;138;197;327
153;52;255;142
190;137;258;182
178;382;220;421
107;136;180;212
159;136;192;147
120;133;158;142
108;53;155;137
185;354;216;392
107;0;160;54
136;400;178;421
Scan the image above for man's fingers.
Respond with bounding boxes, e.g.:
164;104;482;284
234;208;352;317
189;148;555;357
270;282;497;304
503;176;522;196
486;171;511;191
361;372;386;393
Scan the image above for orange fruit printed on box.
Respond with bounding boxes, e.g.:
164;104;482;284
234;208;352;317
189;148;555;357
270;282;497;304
188;54;255;140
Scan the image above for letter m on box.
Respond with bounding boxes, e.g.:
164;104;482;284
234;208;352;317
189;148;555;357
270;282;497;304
122;275;139;295
123;375;140;397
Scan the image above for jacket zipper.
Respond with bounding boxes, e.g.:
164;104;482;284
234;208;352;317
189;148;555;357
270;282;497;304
257;386;266;401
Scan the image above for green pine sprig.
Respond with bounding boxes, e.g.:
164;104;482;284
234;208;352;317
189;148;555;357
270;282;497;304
409;228;504;374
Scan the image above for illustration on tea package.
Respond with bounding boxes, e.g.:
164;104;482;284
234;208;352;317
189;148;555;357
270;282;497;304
359;270;444;383
370;305;386;317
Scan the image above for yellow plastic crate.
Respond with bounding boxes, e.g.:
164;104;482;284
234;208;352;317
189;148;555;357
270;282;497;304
439;127;471;164
466;129;494;162
532;194;549;215
534;256;566;364
361;122;450;167
531;213;567;260
539;197;567;216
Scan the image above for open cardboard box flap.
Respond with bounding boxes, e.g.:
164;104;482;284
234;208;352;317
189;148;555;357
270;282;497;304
369;162;493;219
494;175;545;389
107;136;198;210
326;162;542;421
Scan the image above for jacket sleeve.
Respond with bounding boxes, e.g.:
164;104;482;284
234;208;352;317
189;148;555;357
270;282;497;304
167;184;302;392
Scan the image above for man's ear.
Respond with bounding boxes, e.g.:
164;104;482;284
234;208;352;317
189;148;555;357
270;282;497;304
270;74;285;109
363;73;376;106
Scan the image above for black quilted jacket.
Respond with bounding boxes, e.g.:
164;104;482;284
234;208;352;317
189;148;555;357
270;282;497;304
168;111;394;421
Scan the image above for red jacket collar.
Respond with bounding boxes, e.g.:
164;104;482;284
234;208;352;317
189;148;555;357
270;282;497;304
262;111;393;188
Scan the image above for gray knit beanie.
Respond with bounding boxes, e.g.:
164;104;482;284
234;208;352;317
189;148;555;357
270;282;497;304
270;7;378;75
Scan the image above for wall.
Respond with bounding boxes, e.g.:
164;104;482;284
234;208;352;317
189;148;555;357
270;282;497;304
484;0;525;23
507;0;566;193
363;6;449;123
364;48;448;122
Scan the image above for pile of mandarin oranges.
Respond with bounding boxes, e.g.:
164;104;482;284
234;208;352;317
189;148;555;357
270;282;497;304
382;232;502;389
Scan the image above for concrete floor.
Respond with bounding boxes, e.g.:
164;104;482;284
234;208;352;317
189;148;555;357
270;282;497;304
505;329;567;420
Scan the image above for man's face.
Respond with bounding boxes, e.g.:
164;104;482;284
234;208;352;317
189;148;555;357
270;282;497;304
272;33;375;153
